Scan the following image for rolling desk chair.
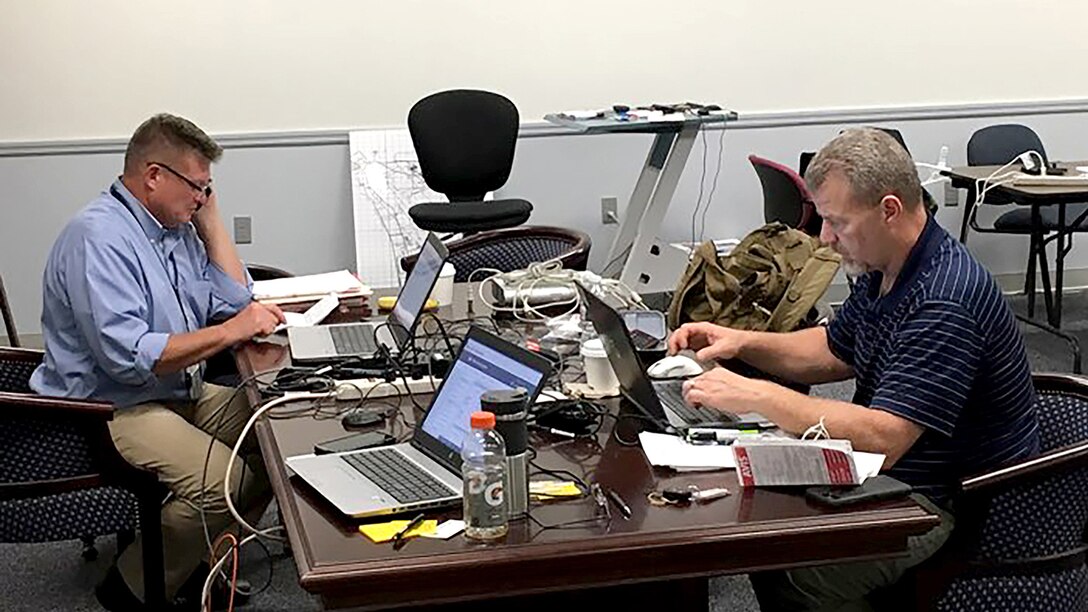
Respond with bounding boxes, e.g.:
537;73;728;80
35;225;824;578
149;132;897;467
407;89;533;234
401;225;591;281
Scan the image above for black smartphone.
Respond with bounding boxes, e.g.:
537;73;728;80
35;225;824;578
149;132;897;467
629;328;662;350
805;475;912;507
313;431;396;455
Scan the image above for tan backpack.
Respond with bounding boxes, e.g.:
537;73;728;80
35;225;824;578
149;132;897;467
666;223;841;332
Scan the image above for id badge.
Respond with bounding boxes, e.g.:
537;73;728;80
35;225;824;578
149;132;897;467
185;363;204;400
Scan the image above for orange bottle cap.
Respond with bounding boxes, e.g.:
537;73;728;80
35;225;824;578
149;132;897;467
470;411;496;429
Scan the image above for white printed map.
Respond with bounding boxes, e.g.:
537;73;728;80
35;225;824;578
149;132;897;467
349;129;441;289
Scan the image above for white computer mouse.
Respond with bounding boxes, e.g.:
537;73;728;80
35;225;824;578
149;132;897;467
646;354;705;379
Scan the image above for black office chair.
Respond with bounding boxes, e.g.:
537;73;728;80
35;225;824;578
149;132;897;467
749;154;821;236
962;124;1088;321
407;89;533;234
400;226;590;282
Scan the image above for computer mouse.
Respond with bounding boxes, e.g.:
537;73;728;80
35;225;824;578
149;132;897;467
340;409;384;429
646;355;705;379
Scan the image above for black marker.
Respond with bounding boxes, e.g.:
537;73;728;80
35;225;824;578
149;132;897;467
392;513;426;550
605;488;632;520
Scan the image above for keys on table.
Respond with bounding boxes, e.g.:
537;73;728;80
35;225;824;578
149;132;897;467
647;484;730;506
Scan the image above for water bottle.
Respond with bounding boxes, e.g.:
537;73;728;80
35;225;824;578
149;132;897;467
461;411;508;540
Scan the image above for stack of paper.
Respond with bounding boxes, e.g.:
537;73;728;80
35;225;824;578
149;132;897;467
253;270;371;305
732;438;884;487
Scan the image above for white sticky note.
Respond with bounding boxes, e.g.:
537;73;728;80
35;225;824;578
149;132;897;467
420;519;466;540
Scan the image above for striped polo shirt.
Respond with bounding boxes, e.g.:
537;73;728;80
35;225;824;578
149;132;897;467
827;214;1039;505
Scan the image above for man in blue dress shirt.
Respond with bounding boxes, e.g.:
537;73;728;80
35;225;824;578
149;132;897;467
671;129;1038;610
31;113;285;610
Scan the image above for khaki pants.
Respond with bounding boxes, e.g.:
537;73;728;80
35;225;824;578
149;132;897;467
108;384;272;601
750;494;954;612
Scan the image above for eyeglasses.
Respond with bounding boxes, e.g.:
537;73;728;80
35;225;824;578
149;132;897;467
148;161;213;198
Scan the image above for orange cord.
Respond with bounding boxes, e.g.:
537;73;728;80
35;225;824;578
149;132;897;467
209;533;239;612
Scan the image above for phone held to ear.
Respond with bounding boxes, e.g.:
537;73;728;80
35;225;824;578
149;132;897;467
805;475;912;507
314;431;396;455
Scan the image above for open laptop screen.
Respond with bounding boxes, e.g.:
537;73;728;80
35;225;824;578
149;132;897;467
414;327;551;468
389;233;449;346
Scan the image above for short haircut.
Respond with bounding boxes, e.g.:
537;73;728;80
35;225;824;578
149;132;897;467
804;128;923;210
123;113;222;174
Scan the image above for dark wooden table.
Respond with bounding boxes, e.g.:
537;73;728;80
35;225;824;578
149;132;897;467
237;287;939;611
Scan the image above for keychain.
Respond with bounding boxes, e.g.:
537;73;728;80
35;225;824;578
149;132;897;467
647;484;730;506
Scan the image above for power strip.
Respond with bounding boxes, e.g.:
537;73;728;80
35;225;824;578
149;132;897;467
333;376;441;400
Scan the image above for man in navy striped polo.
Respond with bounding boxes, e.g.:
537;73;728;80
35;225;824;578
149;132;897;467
671;128;1038;610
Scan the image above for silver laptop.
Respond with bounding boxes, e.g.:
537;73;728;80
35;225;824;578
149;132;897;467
288;233;449;361
577;284;772;431
285;326;552;518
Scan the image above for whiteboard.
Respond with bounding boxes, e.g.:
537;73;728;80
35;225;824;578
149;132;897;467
4;0;1088;142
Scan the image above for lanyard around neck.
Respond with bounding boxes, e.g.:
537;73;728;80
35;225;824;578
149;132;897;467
109;185;192;333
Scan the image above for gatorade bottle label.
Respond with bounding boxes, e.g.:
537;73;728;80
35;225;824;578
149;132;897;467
484;481;504;507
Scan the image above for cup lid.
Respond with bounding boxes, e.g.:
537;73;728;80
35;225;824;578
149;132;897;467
580;337;607;359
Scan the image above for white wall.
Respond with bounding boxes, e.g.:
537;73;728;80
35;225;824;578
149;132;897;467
5;0;1088;141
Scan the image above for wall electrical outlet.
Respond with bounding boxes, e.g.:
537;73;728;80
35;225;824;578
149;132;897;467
233;216;252;244
601;196;618;224
943;182;959;207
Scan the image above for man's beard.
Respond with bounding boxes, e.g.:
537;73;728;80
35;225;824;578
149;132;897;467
841;259;870;279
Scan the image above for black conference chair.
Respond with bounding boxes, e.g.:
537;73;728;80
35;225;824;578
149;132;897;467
0;347;167;607
400;225;590;282
749;154;821;236
407;89;533;234
962;124;1088;322
872;372;1088;611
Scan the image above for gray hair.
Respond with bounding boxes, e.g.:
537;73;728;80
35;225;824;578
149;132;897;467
123;113;222;174
804;128;923;210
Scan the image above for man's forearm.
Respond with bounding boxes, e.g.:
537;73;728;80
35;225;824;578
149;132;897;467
153;323;238;375
194;210;245;285
747;382;922;468
736;327;852;385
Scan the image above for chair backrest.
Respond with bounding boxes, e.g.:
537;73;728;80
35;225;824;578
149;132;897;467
408;89;519;202
401;226;591;282
0;272;19;347
971;374;1088;562
245;263;293;282
967;124;1048;167
748;154;820;236
0;350;98;485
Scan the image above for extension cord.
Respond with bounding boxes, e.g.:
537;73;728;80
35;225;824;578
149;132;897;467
333;376;441;400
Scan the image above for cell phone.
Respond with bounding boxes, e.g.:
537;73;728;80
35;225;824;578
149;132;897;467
629;328;662;350
805;475;912;507
313;431;396;455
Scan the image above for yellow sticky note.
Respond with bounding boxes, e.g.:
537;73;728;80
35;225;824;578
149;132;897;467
529;480;582;498
358;519;439;543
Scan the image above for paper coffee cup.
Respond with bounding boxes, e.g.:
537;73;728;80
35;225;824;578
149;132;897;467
429;262;456;306
580;338;619;394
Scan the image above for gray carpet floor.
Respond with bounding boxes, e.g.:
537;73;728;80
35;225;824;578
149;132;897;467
1;291;1080;611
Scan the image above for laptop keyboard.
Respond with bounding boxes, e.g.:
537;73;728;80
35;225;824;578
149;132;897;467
330;325;379;355
653;380;737;425
341;448;455;504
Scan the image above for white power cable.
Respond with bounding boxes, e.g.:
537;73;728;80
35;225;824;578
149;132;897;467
223;391;335;540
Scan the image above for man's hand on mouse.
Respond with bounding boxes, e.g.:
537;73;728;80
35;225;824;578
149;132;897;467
668;322;747;362
682;365;767;412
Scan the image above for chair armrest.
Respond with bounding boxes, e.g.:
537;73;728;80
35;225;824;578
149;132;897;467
0;391;114;420
0;347;44;364
960;440;1088;500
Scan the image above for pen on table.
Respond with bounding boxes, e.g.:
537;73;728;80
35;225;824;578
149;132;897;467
605;488;632;520
392;513;426;549
685;429;760;445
